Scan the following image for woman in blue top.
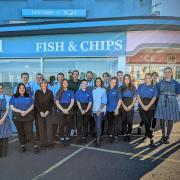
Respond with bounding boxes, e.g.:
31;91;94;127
120;74;136;141
56;79;74;146
106;77;122;143
10;83;39;154
92;77;107;147
76;79;93;144
137;73;158;147
0;83;12;158
155;67;180;144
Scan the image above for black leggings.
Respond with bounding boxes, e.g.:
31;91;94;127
139;117;156;129
139;109;154;139
107;112;119;137
122;109;134;135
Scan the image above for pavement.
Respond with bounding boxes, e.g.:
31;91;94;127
0;112;180;180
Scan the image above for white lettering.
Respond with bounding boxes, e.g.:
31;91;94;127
115;40;122;50
80;41;89;51
55;42;64;51
36;42;44;52
106;40;114;50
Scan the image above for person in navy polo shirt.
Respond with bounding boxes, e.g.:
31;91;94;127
55;79;74;146
120;74;136;142
106;77;122;143
137;73;158;147
76;80;93;144
10;83;39;154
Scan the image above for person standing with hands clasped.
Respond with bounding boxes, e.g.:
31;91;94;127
137;73;157;147
56;79;74;146
10;83;39;154
0;83;12;158
92;77;107;147
106;77;122;143
76;80;93;144
35;79;54;149
120;74;136;142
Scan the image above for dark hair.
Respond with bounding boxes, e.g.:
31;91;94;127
81;79;87;83
117;71;123;75
152;72;159;77
106;77;119;96
86;71;93;75
0;83;3;88
14;83;29;98
121;74;135;95
36;73;43;77
57;72;64;77
56;79;68;99
21;72;29;78
94;77;104;88
145;73;153;85
49;76;55;82
103;72;111;78
72;70;79;76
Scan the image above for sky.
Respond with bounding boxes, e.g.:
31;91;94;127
157;0;180;17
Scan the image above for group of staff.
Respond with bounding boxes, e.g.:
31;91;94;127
0;67;179;158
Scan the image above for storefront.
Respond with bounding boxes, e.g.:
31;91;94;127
0;32;126;95
126;30;180;84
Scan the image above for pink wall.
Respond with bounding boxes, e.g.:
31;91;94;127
127;53;180;64
126;31;180;53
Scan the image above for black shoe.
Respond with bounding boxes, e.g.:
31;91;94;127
160;136;166;143
127;134;131;142
95;138;101;148
137;127;141;135
34;146;40;154
109;135;114;143
20;145;26;153
150;139;155;147
164;137;170;144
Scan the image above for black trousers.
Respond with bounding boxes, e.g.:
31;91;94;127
139;109;154;139
14;120;36;146
37;113;54;146
0;138;8;157
107;112;119;137
77;109;90;137
139;117;156;129
57;111;73;138
122;109;134;135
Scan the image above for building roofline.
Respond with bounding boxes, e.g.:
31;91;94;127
0;16;180;37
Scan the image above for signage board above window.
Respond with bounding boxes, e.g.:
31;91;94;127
22;9;87;18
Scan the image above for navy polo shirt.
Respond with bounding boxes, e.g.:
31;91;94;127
137;83;158;98
10;96;33;110
56;90;74;104
107;88;122;112
75;89;93;104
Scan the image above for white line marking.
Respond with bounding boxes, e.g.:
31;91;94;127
71;144;180;163
8;138;18;144
129;137;144;144
32;139;95;180
129;147;150;159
